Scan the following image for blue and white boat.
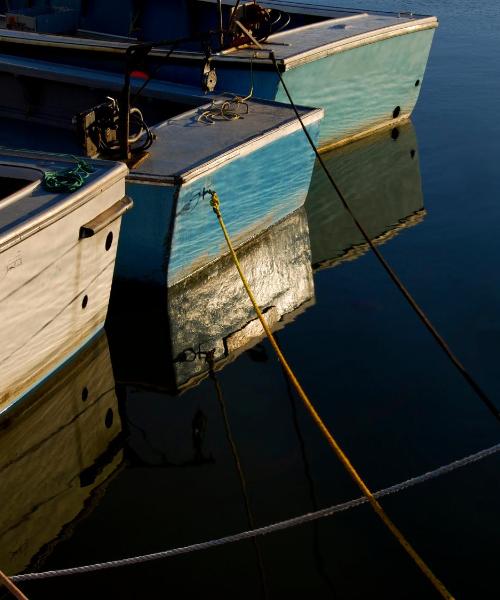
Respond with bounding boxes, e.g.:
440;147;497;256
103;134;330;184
0;1;437;149
0;53;323;287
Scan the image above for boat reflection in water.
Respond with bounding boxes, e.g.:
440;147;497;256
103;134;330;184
108;206;315;394
0;331;123;577
305;121;425;270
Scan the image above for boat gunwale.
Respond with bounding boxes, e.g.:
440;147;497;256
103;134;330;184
0;163;43;207
0;14;438;70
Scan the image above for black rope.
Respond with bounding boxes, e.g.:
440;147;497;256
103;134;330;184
269;52;500;423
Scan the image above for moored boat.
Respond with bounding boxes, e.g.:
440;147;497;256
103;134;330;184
0;148;130;414
0;1;438;149
0;52;323;287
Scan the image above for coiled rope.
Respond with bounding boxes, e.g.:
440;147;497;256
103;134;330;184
269;52;500;424
0;147;95;194
207;190;454;599
42;158;94;193
10;441;499;584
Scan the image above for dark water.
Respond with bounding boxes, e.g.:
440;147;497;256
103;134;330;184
2;2;500;598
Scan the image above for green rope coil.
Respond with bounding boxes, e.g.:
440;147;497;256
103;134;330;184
0;146;96;194
42;158;95;193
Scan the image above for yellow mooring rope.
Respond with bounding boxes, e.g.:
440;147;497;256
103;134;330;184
207;190;455;600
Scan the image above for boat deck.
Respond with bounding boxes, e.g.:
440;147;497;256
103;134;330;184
0;150;126;248
133;98;322;182
221;12;437;65
0;50;323;182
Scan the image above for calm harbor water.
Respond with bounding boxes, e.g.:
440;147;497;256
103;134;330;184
2;1;500;598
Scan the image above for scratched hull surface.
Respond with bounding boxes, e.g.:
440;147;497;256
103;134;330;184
0;151;128;413
108;207;315;392
170;123;320;286
305;121;425;269
0;331;122;576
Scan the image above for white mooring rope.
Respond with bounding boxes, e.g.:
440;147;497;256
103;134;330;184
10;441;500;582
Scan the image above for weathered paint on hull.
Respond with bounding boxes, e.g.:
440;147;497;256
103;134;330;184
115;120;321;287
216;28;435;148
0;179;126;415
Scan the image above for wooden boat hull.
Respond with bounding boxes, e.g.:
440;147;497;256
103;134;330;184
121;118;321;287
0;152;129;414
221;27;436;149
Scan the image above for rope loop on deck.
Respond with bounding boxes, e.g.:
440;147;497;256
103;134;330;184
204;189;455;600
42;158;94;193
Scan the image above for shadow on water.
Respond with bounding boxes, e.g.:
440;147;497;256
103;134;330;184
7;117;494;600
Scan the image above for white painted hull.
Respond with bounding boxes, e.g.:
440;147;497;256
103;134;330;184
0;168;128;414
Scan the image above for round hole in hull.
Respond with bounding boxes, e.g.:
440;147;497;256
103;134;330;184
105;231;113;251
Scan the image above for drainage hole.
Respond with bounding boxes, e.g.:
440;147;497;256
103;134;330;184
415;79;421;87
410;149;416;159
393;106;401;119
105;231;113;251
82;295;88;309
391;127;400;140
82;387;89;401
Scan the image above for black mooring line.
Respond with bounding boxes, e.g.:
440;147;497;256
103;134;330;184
269;53;500;423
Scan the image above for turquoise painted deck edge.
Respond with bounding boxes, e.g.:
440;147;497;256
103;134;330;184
215;28;435;147
0;324;105;420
